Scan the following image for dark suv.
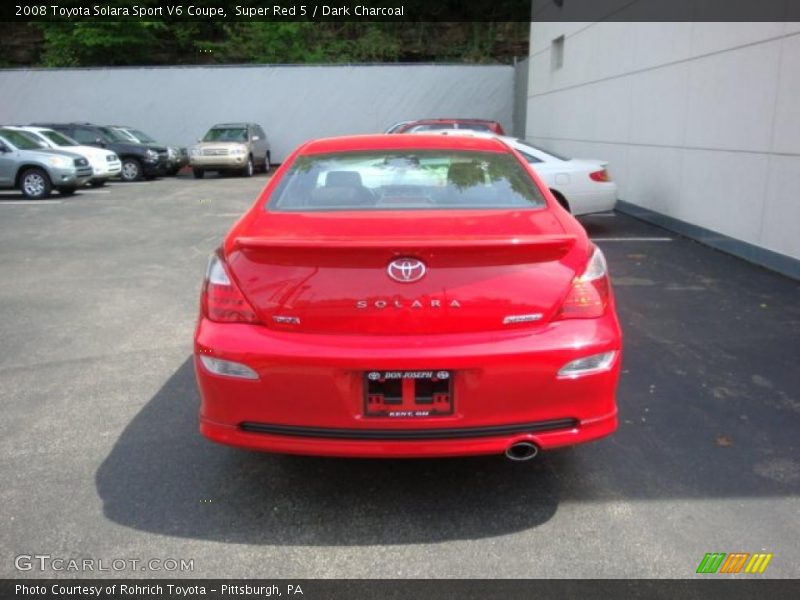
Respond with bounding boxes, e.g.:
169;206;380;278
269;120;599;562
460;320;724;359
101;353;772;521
32;123;168;181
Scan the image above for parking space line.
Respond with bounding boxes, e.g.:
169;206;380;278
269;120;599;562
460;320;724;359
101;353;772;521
592;237;673;242
0;200;63;205
79;190;111;194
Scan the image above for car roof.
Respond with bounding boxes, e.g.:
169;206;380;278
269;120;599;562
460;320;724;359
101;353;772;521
408;130;564;159
2;126;39;133
6;126;47;136
0;127;44;139
407;118;500;125
298;134;510;155
211;123;254;128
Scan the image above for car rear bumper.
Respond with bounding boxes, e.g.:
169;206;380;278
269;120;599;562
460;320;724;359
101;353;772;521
567;183;618;216
195;313;622;458
200;411;617;458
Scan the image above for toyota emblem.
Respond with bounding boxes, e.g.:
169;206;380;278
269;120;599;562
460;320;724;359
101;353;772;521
387;258;426;283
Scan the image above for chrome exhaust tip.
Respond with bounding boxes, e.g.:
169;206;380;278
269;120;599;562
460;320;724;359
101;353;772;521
504;441;539;462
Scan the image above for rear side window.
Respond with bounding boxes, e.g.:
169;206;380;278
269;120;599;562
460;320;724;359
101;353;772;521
268;150;546;212
71;128;98;144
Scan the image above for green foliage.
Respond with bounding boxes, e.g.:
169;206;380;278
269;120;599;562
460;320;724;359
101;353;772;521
37;21;165;66
28;21;528;67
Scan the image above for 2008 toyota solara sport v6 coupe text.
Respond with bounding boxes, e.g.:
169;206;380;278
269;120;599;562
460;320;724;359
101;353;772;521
194;134;622;461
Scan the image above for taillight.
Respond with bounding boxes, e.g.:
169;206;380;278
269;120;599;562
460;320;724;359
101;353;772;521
558;351;617;378
556;246;610;319
198;355;259;380
202;252;261;324
589;169;610;182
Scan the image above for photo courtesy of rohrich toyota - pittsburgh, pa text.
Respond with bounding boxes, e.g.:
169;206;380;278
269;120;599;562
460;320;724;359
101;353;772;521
0;1;798;598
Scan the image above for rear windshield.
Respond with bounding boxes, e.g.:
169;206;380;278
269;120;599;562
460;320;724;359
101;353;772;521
203;127;247;142
267;150;546;212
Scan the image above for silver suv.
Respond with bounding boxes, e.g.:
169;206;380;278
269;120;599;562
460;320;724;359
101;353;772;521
0;128;93;199
190;123;271;178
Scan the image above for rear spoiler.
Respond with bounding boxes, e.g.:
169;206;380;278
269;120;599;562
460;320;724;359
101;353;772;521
233;235;577;266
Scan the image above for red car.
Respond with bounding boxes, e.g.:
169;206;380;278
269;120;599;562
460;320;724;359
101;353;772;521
195;134;622;460
388;118;506;135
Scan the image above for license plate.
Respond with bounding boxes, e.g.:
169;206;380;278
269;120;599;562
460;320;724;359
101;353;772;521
364;370;453;418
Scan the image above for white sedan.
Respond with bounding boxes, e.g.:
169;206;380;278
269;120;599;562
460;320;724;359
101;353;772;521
413;131;618;216
9;126;121;187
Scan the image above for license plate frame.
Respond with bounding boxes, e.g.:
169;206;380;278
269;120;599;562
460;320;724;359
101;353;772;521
363;370;453;418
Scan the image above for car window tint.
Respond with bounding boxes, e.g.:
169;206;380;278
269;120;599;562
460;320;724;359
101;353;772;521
268;150;546;212
0;128;44;150
408;124;458;132
98;127;128;143
114;129;139;142
457;123;492;132
130;129;156;143
517;140;571;161
518;150;542;164
71;128;99;144
40;129;78;147
203;128;248;142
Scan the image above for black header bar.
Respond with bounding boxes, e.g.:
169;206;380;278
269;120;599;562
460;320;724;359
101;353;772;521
3;0;800;23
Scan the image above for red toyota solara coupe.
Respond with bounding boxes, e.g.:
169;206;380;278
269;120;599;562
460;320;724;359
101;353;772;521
194;134;622;460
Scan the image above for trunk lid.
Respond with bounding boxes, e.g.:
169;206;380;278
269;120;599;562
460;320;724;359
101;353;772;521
225;210;585;335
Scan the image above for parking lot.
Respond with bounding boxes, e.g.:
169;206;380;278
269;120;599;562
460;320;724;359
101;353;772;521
1;174;798;578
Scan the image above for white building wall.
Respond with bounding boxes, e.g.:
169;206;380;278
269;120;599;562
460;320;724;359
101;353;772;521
0;64;514;163
527;22;800;263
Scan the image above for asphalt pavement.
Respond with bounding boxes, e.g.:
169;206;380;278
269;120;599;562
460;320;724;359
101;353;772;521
0;174;798;578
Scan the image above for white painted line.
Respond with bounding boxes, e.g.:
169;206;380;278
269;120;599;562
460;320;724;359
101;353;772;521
79;189;111;194
592;237;673;242
0;200;62;205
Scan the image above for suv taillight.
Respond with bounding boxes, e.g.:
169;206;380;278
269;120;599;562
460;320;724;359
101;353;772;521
202;252;260;324
555;246;610;319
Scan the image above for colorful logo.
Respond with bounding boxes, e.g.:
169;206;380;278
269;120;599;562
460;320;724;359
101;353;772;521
696;552;773;574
